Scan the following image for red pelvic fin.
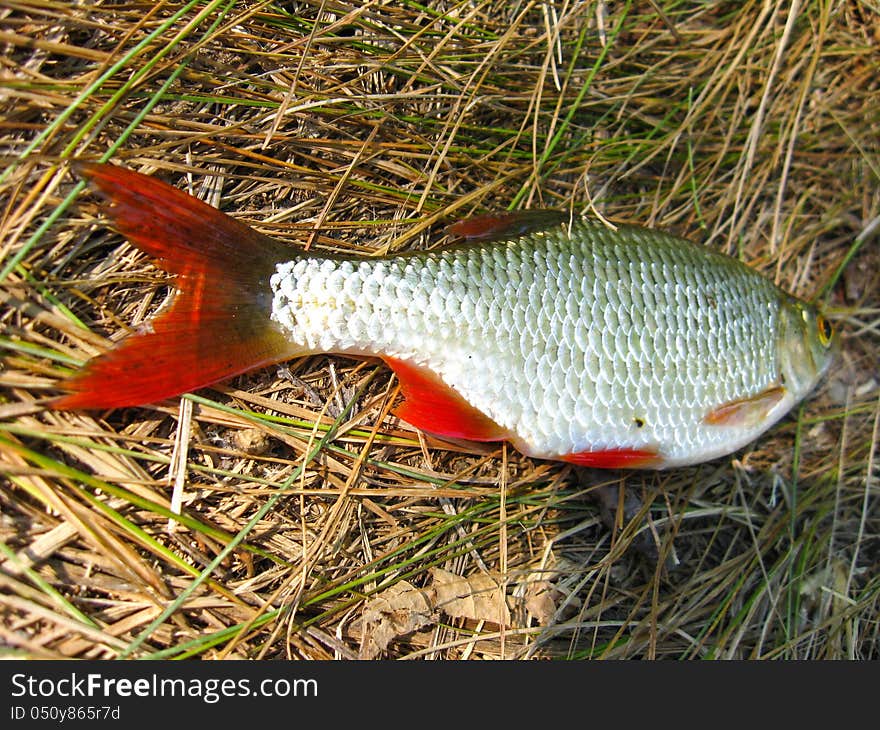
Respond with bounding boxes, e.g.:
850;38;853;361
703;385;787;428
447;210;567;242
383;357;509;442
53;163;297;410
560;447;662;469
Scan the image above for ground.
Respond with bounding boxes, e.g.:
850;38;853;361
0;1;877;659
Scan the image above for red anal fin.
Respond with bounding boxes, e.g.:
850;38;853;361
53;163;298;410
447;210;567;242
383;357;508;442
560;447;662;469
703;385;787;428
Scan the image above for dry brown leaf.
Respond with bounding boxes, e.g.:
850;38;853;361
359;580;434;659
523;580;559;625
429;568;511;627
358;569;513;657
231;427;271;456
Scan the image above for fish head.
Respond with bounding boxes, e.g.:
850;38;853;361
777;296;837;400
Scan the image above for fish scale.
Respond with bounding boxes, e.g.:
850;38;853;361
55;164;835;469
267;220;810;466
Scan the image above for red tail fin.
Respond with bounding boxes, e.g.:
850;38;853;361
53;163;298;409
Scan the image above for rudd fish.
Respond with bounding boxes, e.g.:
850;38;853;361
52;163;835;468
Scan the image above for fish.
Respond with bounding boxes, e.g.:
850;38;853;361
52;162;836;469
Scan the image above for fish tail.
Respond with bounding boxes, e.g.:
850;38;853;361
52;163;297;410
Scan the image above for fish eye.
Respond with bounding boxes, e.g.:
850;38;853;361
816;314;833;347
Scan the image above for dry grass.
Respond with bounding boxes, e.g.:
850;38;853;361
0;0;877;660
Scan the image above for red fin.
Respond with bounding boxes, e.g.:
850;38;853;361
703;385;786;427
447;210;566;242
52;163;297;409
560;447;662;469
383;357;508;442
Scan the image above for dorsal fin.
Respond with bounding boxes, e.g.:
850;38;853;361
447;210;567;242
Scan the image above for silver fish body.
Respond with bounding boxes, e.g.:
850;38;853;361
269;220;834;467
